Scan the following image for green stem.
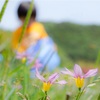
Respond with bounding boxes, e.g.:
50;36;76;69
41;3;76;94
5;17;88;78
95;51;100;68
76;92;80;100
76;88;85;100
18;0;34;94
2;84;6;100
18;0;34;43
24;65;27;95
0;0;9;21
44;91;47;100
78;88;85;100
76;88;81;100
23;63;29;95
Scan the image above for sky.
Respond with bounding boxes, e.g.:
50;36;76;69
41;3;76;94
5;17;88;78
0;0;100;31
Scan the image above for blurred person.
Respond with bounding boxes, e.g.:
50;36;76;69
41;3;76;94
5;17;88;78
11;1;60;71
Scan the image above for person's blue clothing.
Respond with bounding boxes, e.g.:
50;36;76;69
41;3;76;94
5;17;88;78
26;37;60;71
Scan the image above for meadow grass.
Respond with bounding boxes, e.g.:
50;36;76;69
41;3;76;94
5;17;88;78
0;44;99;100
0;1;100;99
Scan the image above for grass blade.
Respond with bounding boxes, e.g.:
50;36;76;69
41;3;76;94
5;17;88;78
0;0;9;21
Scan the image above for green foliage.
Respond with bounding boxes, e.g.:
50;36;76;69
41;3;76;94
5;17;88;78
97;94;100;100
44;22;100;62
0;21;100;99
0;55;99;100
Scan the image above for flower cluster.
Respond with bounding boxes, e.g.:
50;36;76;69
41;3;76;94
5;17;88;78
36;64;98;92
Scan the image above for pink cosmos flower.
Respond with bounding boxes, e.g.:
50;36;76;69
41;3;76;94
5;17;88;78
36;69;67;91
61;64;98;88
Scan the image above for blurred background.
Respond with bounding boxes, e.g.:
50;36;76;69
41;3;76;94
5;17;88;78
0;0;100;67
0;1;100;100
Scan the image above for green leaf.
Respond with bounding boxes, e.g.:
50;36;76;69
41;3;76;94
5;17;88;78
97;94;100;100
0;0;9;21
18;0;34;43
5;88;15;100
8;66;22;77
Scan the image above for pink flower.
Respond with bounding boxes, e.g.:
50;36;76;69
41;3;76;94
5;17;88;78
36;69;67;91
16;52;27;59
62;64;98;88
16;52;34;63
32;60;43;69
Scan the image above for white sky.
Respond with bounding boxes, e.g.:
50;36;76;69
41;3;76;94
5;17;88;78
0;0;100;30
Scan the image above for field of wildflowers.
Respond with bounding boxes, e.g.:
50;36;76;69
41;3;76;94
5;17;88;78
0;0;100;100
0;52;99;100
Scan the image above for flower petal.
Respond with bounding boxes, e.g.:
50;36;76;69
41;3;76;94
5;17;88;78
27;56;34;64
16;52;23;59
61;71;68;74
74;64;83;78
48;73;58;81
61;68;74;77
35;69;46;82
55;80;67;85
16;52;27;59
34;60;42;69
48;73;59;84
84;68;98;78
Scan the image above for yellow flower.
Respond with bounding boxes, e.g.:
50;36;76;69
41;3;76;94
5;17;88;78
22;57;26;63
75;77;84;88
62;64;98;89
36;69;67;92
43;82;51;91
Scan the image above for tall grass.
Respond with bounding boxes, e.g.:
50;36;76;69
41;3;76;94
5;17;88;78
0;0;9;22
